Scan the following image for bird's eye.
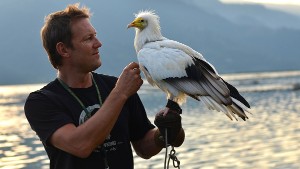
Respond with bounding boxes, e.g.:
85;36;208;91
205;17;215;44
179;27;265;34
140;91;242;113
141;19;144;22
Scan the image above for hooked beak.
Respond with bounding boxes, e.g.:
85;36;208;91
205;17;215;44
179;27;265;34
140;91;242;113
127;22;136;29
127;18;143;29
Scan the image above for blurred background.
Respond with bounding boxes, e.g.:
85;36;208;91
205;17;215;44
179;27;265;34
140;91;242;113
1;0;300;168
0;0;300;85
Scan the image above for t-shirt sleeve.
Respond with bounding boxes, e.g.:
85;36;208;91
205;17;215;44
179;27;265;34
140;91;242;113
24;91;74;146
128;93;155;141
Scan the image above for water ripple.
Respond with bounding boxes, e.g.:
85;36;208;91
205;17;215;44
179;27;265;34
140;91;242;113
1;75;300;168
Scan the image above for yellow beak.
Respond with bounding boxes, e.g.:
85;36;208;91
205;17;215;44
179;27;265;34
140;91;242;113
127;17;144;29
127;21;136;29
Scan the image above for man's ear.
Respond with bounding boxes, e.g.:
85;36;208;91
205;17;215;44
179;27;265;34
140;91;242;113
56;42;70;58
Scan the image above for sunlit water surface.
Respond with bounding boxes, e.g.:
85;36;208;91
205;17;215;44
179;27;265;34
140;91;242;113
1;71;300;169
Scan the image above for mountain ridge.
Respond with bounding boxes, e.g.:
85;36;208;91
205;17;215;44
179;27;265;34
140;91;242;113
0;0;299;85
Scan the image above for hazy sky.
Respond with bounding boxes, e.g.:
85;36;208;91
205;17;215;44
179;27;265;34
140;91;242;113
220;0;300;16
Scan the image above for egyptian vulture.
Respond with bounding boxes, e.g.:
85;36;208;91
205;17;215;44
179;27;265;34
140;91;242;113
127;10;251;121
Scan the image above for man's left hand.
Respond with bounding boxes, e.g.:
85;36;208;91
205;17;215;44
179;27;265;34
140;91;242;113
154;110;185;148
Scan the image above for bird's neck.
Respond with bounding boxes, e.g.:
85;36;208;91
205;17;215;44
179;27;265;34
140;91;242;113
134;26;163;53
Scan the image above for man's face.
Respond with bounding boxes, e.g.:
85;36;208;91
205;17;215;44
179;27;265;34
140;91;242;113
68;18;102;73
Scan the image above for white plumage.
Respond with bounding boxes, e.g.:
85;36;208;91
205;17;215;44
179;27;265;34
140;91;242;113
128;10;251;120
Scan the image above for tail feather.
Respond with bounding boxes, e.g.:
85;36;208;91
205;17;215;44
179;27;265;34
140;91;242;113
200;96;214;110
200;96;250;121
203;79;232;105
232;97;252;114
228;103;248;121
199;80;223;104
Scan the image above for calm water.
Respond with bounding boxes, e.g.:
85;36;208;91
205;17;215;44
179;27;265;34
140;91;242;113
1;71;300;169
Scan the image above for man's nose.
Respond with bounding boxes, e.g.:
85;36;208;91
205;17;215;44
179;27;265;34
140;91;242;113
94;38;102;48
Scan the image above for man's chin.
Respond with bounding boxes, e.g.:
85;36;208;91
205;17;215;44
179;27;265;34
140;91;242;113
91;62;101;71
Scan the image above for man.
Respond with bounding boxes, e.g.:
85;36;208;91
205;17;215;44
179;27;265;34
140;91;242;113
24;3;184;169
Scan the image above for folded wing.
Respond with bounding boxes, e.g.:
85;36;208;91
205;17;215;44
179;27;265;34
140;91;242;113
138;39;251;120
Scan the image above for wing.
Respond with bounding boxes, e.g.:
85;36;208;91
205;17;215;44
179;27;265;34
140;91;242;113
138;40;194;81
138;39;228;102
138;39;250;120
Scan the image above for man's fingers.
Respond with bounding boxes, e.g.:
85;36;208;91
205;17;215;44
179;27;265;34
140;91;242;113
123;62;142;76
132;67;141;74
125;62;139;70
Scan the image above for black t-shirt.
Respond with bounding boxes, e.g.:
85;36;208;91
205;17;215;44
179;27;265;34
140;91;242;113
24;73;155;169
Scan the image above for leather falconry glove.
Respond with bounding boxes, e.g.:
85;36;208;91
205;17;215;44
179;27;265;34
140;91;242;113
154;100;185;148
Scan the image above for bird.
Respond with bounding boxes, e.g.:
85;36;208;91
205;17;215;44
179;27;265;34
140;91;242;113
127;10;251;121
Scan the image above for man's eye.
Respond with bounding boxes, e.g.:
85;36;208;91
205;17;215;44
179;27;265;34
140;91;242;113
86;36;93;40
87;34;97;40
82;34;97;45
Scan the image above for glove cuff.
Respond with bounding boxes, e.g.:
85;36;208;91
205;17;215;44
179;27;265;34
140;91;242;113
166;100;182;114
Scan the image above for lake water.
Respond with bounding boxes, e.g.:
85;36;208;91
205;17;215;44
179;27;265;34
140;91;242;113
1;71;300;169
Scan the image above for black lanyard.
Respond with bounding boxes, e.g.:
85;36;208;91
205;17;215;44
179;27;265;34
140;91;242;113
58;73;102;116
58;73;109;169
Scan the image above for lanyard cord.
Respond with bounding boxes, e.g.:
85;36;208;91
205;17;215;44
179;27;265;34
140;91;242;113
57;73;109;169
57;73;103;116
164;129;181;169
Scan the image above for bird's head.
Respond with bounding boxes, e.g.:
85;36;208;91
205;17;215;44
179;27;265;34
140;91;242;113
127;10;160;31
127;17;148;30
127;10;162;52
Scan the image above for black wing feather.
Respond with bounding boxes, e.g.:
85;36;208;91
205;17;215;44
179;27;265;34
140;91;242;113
192;58;250;109
223;80;251;108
